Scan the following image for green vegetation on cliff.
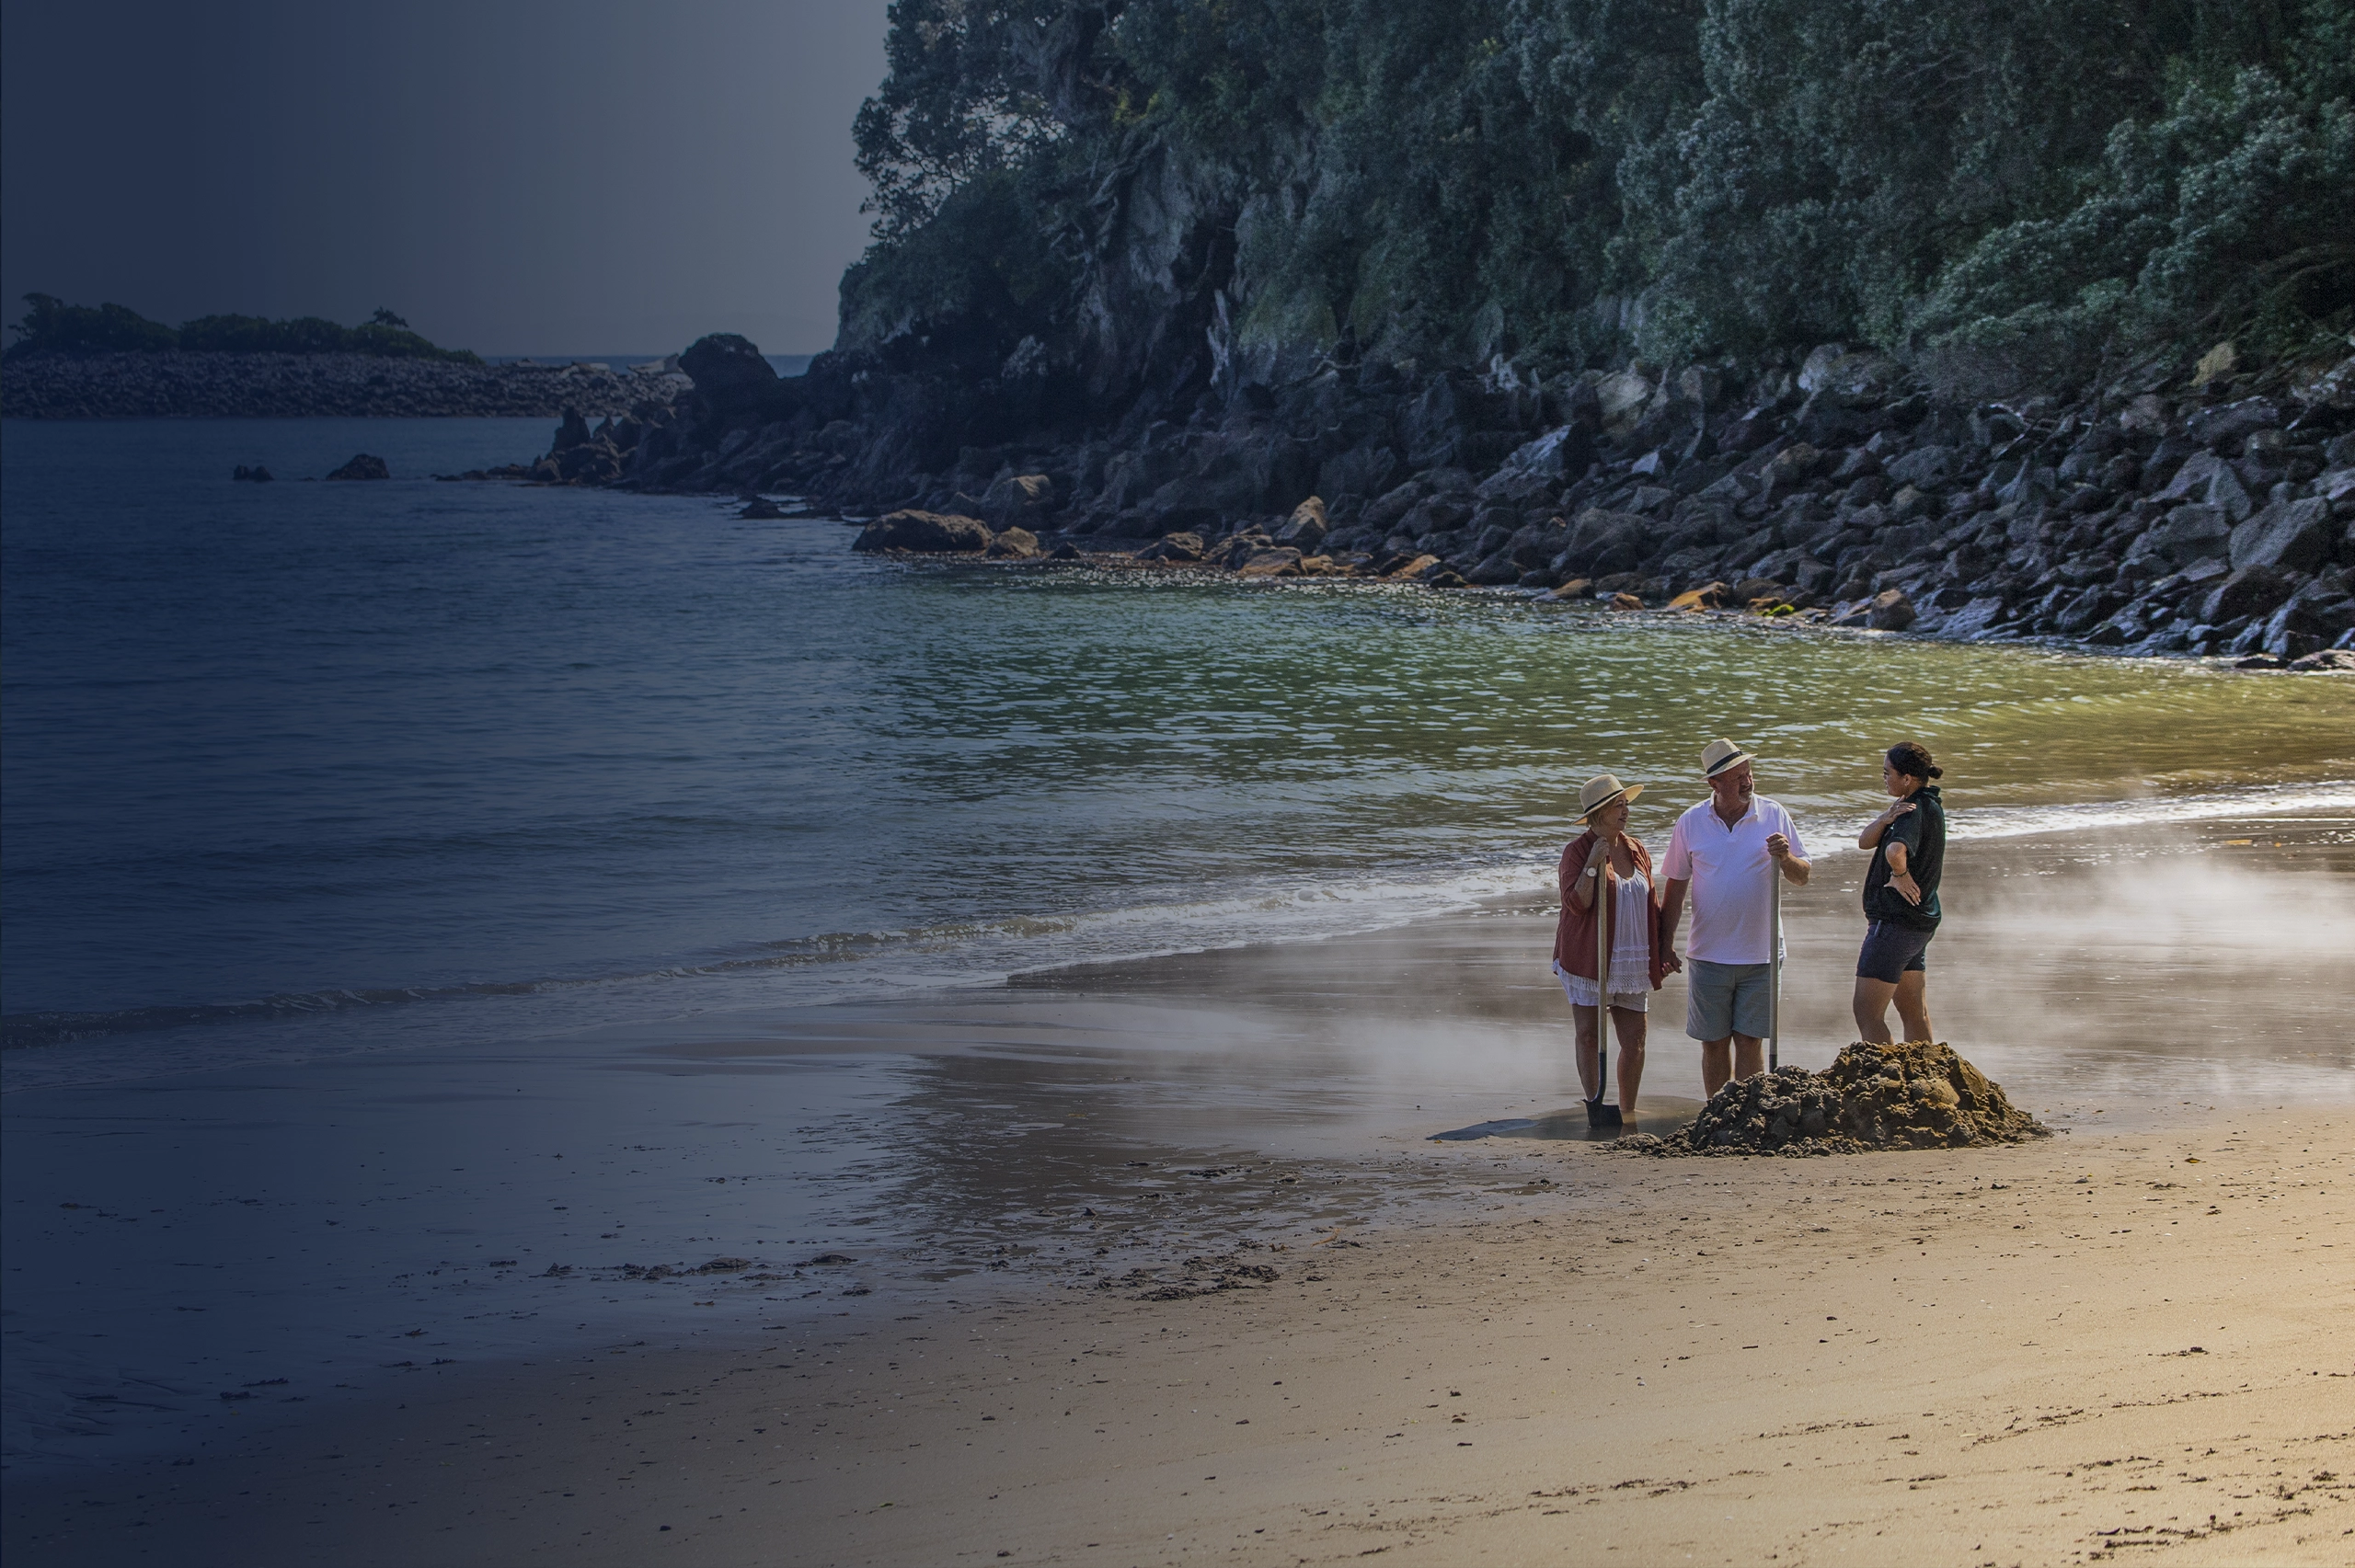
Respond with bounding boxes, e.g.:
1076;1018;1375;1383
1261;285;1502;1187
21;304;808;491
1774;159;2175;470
846;0;2353;399
5;297;480;363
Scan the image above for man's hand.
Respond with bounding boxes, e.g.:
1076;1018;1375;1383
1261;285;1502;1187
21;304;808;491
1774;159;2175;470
1766;831;1791;861
1890;872;1923;906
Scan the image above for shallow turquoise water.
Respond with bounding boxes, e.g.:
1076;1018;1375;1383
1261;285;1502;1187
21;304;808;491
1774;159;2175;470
6;416;2351;1070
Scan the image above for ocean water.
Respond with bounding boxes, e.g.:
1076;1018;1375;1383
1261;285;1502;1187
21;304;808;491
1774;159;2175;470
6;416;2355;1083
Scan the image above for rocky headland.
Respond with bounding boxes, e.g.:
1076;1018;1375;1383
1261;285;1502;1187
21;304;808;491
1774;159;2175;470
513;330;2355;668
0;350;689;419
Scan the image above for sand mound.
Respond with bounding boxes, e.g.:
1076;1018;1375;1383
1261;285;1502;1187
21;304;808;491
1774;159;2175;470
1625;1040;2046;1157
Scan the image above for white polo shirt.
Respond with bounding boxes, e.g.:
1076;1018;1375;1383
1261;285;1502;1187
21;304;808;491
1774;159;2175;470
1661;794;1808;965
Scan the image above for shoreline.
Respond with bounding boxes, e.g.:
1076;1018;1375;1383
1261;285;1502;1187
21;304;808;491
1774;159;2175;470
8;1106;2348;1565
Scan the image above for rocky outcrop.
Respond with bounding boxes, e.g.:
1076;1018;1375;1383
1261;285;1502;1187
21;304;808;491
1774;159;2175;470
851;509;994;554
0;351;688;418
513;327;2355;663
324;453;389;481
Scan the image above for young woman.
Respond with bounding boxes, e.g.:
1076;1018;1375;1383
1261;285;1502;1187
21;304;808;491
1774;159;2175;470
1854;741;1947;1043
1554;773;1673;1123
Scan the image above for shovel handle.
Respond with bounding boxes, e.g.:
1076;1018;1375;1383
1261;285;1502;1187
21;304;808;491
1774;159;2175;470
1768;861;1782;1071
1595;862;1611;1102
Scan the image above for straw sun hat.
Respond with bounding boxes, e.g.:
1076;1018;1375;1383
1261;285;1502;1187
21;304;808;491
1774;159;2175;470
1577;773;1643;821
1699;737;1754;778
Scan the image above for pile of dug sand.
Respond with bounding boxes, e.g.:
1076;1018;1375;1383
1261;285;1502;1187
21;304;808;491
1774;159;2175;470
1626;1040;2047;1157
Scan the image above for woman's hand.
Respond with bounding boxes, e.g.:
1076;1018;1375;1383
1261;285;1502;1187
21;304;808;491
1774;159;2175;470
1883;801;1916;825
1585;839;1613;876
1890;871;1923;906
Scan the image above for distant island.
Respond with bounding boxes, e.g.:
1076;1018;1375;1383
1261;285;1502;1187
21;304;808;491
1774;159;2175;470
0;295;686;418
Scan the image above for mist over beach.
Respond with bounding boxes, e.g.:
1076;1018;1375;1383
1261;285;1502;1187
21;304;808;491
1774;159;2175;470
5;3;2352;1564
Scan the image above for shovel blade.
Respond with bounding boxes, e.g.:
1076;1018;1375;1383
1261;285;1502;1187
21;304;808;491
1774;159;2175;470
1585;1098;1623;1128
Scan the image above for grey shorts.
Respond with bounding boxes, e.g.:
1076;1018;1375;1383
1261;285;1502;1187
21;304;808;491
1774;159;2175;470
1686;958;1774;1042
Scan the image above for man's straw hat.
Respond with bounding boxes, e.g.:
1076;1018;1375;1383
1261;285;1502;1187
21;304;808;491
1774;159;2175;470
1700;738;1754;778
1578;773;1643;820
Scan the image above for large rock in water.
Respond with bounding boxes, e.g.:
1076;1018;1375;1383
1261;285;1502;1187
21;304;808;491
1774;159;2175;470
678;333;777;416
851;509;993;553
325;453;389;480
1627;1041;2045;1156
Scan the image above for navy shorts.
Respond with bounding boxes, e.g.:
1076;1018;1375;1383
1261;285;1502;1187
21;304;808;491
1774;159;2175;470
1856;920;1933;983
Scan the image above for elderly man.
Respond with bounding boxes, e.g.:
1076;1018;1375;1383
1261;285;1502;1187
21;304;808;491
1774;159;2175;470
1660;738;1811;1096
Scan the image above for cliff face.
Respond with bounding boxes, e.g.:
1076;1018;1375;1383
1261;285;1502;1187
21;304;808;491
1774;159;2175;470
518;3;2355;666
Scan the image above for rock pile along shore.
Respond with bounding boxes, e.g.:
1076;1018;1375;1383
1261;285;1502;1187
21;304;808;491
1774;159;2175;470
0;351;690;419
518;334;2355;666
1626;1040;2048;1158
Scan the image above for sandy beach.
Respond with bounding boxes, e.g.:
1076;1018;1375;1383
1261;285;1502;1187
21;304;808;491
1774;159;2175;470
8;1106;2349;1565
6;814;2353;1564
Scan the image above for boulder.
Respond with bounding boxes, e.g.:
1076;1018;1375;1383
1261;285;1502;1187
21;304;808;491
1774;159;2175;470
1235;546;1304;578
1606;591;1646;611
739;497;786;519
2129;504;2234;566
678;333;778;413
550;406;592;452
1494;424;1595;481
985;526;1041;559
2229;498;2333;573
2154;450;2254;521
1275;496;1328;550
1864;589;1917;630
1466;549;1523;586
2197;566;2293;625
1939;597;2009;639
1384;553;1443;581
982;473;1056;528
2290;649;2355;672
1539;577;1595;601
1555;507;1651;576
851;509;993;554
231;464;273;482
1668;581;1731;612
1142;532;1205;562
1594;371;1654;429
2183;397;2280;448
325;453;389;480
1883;445;1961;490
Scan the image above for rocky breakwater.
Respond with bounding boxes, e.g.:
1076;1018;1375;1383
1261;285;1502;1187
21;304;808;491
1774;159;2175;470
1627;1040;2048;1158
1;350;689;418
531;331;2355;665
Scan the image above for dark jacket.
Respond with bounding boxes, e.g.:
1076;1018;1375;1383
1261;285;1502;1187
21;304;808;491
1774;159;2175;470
1552;829;1671;988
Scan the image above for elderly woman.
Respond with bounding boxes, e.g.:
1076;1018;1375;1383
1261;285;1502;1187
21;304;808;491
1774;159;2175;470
1553;773;1674;1126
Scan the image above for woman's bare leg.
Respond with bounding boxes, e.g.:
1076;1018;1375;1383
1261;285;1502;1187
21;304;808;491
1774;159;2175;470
1609;1004;1646;1116
1853;977;1898;1043
1572;1002;1603;1101
1893;972;1932;1043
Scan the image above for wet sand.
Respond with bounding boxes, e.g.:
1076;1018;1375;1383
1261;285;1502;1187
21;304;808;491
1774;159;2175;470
6;815;2353;1562
8;1110;2349;1565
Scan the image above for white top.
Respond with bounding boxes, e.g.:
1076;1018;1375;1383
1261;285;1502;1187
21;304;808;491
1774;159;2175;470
1661;794;1808;965
1603;868;1652;994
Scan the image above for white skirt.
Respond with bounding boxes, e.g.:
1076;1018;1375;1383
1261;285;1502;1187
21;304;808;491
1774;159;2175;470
1553;961;1648;1013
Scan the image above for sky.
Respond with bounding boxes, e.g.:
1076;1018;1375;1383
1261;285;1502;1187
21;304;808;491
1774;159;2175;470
0;0;890;356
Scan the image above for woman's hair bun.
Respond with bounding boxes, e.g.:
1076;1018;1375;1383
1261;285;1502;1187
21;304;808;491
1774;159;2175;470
1886;741;1940;781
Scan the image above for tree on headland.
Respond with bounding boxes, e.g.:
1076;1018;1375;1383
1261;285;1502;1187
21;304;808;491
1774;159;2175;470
4;295;480;363
841;0;2354;400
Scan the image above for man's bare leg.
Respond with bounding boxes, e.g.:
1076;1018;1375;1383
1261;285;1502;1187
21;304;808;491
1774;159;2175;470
1609;1005;1646;1116
1572;1002;1603;1101
1702;1036;1731;1097
1853;976;1899;1043
1893;972;1932;1043
1701;1033;1767;1097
